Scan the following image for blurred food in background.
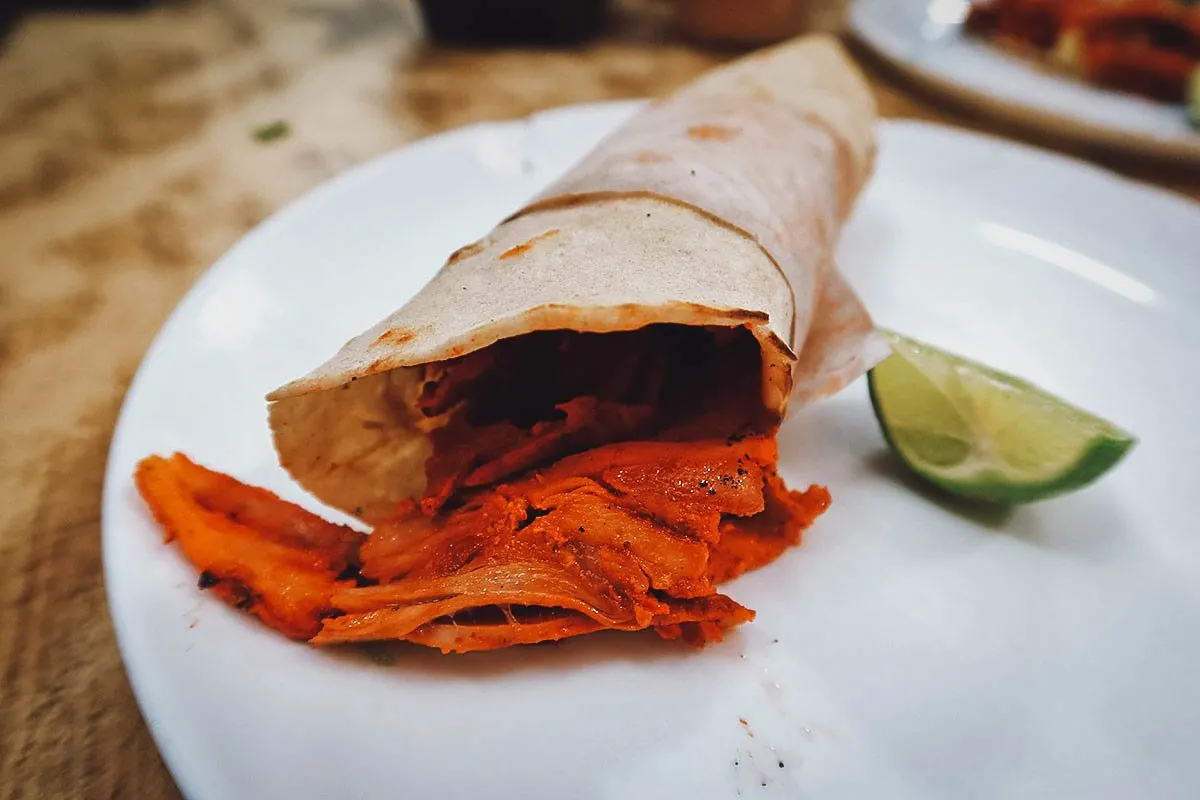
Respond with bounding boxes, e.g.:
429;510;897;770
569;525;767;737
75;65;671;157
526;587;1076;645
963;0;1200;106
418;0;613;45
673;0;847;46
414;0;848;49
2;0;851;51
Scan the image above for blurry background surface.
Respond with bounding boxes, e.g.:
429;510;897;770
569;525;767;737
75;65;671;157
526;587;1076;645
0;1;1196;798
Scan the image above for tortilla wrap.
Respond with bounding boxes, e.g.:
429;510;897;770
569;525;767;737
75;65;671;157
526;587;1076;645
268;34;886;522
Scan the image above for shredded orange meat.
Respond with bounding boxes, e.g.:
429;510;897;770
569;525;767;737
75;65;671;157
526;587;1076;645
135;454;363;639
135;325;832;653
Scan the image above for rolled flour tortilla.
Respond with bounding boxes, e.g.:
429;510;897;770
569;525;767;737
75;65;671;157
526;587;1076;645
268;34;887;522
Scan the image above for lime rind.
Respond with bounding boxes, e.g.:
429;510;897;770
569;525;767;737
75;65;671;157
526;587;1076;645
867;329;1136;505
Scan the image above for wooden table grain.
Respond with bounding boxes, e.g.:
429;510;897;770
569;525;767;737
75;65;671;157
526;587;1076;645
0;2;1195;798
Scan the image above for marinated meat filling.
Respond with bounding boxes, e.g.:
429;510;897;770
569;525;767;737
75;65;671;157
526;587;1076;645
136;325;830;652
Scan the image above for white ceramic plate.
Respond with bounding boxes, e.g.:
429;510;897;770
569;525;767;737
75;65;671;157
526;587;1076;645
103;103;1200;800
849;0;1200;162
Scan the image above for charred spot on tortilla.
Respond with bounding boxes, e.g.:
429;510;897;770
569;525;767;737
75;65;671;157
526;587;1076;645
446;240;485;265
686;124;740;141
499;228;560;260
372;328;418;348
633;151;669;164
365;358;393;376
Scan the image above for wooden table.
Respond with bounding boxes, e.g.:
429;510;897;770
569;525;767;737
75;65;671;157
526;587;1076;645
0;2;1195;797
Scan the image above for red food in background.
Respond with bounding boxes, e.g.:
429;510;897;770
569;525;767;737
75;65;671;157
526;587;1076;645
964;0;1200;101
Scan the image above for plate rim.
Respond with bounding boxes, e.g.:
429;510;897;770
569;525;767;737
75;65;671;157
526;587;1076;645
101;103;1200;800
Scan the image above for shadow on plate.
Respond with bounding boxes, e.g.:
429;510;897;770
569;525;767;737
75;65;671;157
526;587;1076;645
322;624;742;678
865;449;1015;529
866;449;1132;561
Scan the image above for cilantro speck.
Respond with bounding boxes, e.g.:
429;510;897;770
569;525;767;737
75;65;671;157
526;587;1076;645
253;120;291;144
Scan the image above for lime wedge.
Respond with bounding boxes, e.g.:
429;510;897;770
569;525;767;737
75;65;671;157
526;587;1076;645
867;330;1135;504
